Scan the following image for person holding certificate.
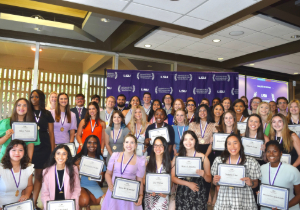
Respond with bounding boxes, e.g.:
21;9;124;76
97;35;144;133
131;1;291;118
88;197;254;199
0;140;34;208
0;98;41;161
41;145;81;210
147;100;168;124
171;130;212;209
173;109;189;156
186;99;196;124
50;93;77;144
30;90;55;209
221;97;232;113
143;137;171;210
101;134;146;209
256;102;272;136
167;99;185;126
259;140;300;210
122;96;141;125
105;110;130;164
211;134;261;210
76;102;105;153
127;106;150;156
212;104;224;126
73;135;106;210
269;113;300;171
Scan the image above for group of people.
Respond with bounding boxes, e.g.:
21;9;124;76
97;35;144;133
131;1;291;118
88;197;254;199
0;90;300;210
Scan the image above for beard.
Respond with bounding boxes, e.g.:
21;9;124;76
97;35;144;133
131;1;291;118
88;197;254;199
117;102;125;107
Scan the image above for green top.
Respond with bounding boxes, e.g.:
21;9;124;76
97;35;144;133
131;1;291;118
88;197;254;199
0;118;41;160
264;123;271;137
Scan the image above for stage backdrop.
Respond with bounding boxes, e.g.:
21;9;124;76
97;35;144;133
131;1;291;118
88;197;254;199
106;70;239;104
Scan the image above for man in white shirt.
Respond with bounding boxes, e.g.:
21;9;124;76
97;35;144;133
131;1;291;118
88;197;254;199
277;97;288;116
100;96;116;126
143;92;151;115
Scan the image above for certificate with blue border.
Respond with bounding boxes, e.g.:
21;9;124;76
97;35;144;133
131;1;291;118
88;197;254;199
281;154;291;165
241;137;264;158
258;184;289;210
145;173;171;194
175;156;202;177
149;127;170;144
79;156;104;179
12;122;37;141
112;177;140;202
217;164;246;187
47;199;75;210
3;199;34;210
213;133;230;151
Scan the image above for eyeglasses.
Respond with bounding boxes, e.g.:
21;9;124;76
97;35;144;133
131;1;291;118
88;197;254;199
154;144;164;148
187;104;195;107
252;101;260;104
165;97;171;100
76;98;84;101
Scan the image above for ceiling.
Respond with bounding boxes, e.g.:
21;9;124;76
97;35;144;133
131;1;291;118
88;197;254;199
0;0;299;76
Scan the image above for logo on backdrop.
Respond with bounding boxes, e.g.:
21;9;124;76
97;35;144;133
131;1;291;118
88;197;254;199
160;75;168;79
174;74;193;81
107;72;117;79
231;88;238;95
137;73;155;80
179;90;187;93
141;88;149;91
217;90;225;93
155;86;173;94
261;94;267;98
193;87;211;95
118;85;135;93
107;87;112;90
212;74;230;82
198;76;206;80
123;74;131;77
272;94;275;101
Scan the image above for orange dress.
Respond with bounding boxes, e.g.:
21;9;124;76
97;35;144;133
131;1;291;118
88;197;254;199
77;119;103;153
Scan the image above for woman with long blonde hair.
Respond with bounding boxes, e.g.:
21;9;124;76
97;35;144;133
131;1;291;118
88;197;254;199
46;91;57;110
269;113;300;171
257;102;273;136
287;99;300;125
127;105;150;156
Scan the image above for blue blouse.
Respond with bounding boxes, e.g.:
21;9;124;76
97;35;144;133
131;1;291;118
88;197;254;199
173;125;189;151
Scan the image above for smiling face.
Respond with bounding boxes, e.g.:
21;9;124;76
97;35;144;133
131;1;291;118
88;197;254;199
130;97;140;108
198;106;207;120
9;144;25;162
16;100;28;116
106;97;116;109
289;102;299;115
183;133;196;150
59;94;68;108
186;101;196;112
50;93;57;104
251;99;261;110
174;100;182;111
269;101;277;112
164;95;172;106
123;136;137;153
227;136;241;156
88;104;98;117
234;102;245;115
222;99;231;111
175;110;186;124
87;137;97;153
212;99;220;107
134;108;142;121
31;91;39;107
271;116;284;132
54;148;68;166
277;99;287;111
117;96;126;107
248;116;261;132
143;94;151;104
224;112;234;127
75;96;85;107
266;144;282;164
154;109;166;124
259;103;269;116
112;113;122;125
214;105;224;117
153;139;164;156
152;101;161;111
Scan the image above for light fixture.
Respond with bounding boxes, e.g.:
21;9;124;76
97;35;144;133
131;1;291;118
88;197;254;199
229;31;244;36
217;58;224;60
34;27;41;31
31;47;42;52
144;44;152;48
212;39;221;43
291;35;300;39
147;65;152;67
294;72;299;75
101;18;110;23
249;63;255;66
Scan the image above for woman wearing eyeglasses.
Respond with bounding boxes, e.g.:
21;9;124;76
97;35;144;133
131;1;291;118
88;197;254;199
186;99;196;124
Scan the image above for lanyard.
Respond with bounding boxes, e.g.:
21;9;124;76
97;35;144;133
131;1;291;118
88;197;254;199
90;119;96;133
113;128;122;144
229;156;240;164
188;114;194;124
121;153;134;175
177;126;186;140
239;115;243;122
135;124;142;139
34;111;41;123
105;110;112;122
276;135;283;144
200;121;208;138
61;112;66;127
269;162;282;185
55;165;65;193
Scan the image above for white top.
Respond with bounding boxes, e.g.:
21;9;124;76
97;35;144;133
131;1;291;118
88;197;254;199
0;163;34;207
125;110;132;125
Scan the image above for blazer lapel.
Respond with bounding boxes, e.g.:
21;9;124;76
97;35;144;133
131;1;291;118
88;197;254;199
64;166;70;199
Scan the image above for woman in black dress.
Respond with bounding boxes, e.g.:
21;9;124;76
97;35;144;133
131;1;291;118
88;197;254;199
30;89;55;209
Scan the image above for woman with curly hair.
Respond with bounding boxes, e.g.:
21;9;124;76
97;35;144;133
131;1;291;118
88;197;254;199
0;140;34;208
41;144;81;210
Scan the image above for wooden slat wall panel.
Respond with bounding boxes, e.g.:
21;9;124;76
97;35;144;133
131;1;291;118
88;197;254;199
0;68;32;120
87;75;106;108
38;71;82;108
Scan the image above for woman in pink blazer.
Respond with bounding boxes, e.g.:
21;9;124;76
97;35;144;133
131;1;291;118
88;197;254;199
41;145;81;210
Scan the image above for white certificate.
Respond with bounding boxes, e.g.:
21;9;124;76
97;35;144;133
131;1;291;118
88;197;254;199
47;199;75;210
237;122;247;134
103;147;108;157
213;133;230;151
217;164;245;187
79;156;104;179
136;143;144;156
288;124;300;136
149;127;170;144
175;156;202;177
112;177;140;202
241;137;264;158
4;199;33;210
280;154;291;164
12;122;37;141
88;175;102;182
145;173;171;194
259;184;289;210
63;143;76;157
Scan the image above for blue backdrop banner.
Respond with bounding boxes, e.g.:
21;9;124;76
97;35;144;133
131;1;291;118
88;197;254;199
106;70;239;104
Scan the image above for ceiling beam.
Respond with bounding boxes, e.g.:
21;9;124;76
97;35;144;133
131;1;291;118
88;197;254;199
83;54;111;74
32;0;280;36
221;40;300;69
119;57;138;70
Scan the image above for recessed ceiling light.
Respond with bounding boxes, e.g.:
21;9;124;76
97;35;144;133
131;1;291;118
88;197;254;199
34;27;41;31
101;18;110;23
144;44;152;48
249;63;255;66
294;72;299;75
31;47;42;52
291;35;300;39
212;39;221;43
218;58;224;60
147;65;152;67
229;31;244;36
